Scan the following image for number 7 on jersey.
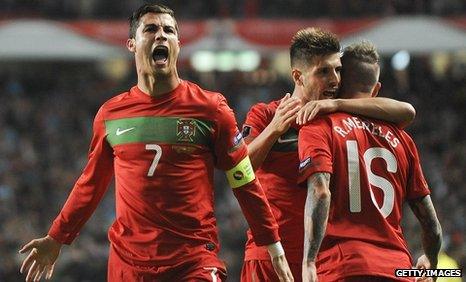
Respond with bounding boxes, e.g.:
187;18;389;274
146;144;162;177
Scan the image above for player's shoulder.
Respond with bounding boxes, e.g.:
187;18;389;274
396;127;416;147
96;89;132;119
326;111;353;121
183;80;238;122
184;80;224;105
100;87;135;109
322;112;368;128
299;112;340;136
250;98;279;111
310;111;345;125
247;99;279;119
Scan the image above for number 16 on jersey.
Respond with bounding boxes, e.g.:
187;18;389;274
346;140;396;218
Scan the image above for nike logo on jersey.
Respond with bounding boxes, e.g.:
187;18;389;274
116;127;135;136
277;136;298;144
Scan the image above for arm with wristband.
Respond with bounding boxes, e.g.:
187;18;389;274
215;96;294;281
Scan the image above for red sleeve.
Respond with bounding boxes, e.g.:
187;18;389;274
214;96;279;245
297;118;333;185
403;133;431;199
48;106;114;244
242;103;269;143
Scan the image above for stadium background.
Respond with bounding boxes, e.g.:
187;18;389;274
0;1;464;281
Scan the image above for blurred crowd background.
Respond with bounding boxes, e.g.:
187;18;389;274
1;1;465;282
0;0;464;18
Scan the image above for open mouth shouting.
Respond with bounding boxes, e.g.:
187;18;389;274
152;46;169;66
323;89;338;98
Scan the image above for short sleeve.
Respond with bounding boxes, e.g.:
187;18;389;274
404;133;430;199
297;118;333;184
213;95;249;171
242;103;270;143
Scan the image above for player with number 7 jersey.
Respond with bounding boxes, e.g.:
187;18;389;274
19;4;295;281
47;80;282;277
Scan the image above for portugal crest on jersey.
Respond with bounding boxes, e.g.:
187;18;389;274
177;119;196;142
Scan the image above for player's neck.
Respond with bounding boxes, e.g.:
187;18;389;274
291;87;305;106
344;92;371;99
137;73;181;97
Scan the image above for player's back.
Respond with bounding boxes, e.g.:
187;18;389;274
325;112;412;249
298;112;430;281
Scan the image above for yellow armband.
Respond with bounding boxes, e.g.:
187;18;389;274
225;156;256;188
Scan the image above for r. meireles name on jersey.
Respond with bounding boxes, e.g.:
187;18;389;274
333;116;400;148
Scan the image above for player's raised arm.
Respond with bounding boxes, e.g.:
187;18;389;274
297;96;416;128
244;93;301;170
215;96;294;282
409;195;442;271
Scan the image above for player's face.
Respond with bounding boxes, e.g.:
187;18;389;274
299;53;341;103
128;12;180;77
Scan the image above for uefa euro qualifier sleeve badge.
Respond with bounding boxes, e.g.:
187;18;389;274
176;118;196;143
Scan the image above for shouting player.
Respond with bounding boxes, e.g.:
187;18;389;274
240;27;417;282
18;4;294;282
298;41;442;281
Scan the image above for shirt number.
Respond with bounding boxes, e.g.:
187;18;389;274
146;144;162;177
346;140;397;218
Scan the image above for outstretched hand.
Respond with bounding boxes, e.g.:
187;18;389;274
296;99;338;125
19;235;62;282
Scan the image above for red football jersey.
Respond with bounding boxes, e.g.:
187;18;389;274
48;80;279;268
242;100;307;264
298;112;430;281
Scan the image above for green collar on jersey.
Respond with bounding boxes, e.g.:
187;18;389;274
105;116;214;147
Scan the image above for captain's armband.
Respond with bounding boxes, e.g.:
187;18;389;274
225;156;256;188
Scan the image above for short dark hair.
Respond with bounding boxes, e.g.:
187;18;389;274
290;27;340;68
128;4;178;39
341;41;380;93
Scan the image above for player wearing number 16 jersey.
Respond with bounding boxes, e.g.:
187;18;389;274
241;28;417;282
19;4;295;282
298;41;442;281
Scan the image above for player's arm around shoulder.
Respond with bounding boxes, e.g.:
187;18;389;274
296;97;416;128
336;97;416;128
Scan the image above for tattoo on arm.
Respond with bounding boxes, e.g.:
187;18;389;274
304;172;331;263
409;195;442;268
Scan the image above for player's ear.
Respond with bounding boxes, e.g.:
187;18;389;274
126;38;136;53
292;69;303;86
371;82;381;97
